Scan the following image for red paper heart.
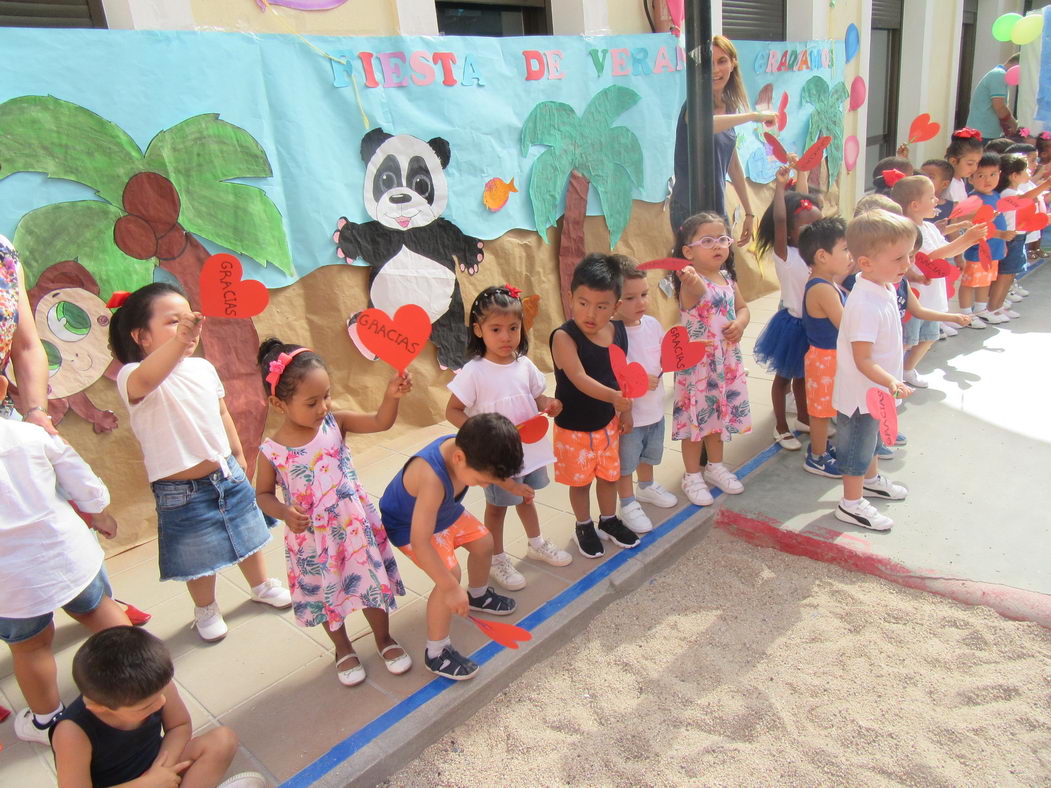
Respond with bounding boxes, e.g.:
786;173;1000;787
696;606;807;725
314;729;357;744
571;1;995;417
996;195;1032;212
764;132;789;164
1015;203;1050;232
356;304;431;374
638;257;689;272
902;287;920;324
866;388;898;447
913;252;955;279
796;136;832;171
516;414;549;444
978;240;992;268
608;344;648;399
949;195;984;219
468;615;531;649
973;205;995;224
199;254;269;319
908;113;940;143
777;92;789;131
660;326;707;372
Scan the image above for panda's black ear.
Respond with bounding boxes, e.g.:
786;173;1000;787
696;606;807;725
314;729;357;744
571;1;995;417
360;128;393;164
427;137;451;169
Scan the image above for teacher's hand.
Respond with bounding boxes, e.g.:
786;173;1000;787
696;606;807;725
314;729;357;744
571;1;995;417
737;215;754;247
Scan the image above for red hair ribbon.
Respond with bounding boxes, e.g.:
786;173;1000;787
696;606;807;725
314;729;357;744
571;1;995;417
1018;127;1030;138
266;347;311;395
106;291;130;309
882;168;907;187
502;284;522;299
1040;132;1051;140
793;198;815;215
954;128;982;140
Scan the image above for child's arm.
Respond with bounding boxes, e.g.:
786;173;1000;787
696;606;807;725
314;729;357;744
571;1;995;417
904;289;971;326
406;463;468;616
52;720;95;788
928;224;988;259
807;282;845;328
151;683;193;772
46;436;110;514
722;282;750;343
726;152;755;244
676;265;707;311
535;394;562;417
851;341;912;398
338;372;412;434
772;165;792;260
550;330;631;413
1020;173;1051;200
124;313;204;404
255;453;310;533
218;399;247;473
445;393;469;428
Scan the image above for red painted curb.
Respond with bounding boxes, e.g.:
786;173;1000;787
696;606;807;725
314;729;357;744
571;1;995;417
715;508;1051;629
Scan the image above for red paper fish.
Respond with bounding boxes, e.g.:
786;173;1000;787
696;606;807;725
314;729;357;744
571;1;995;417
483;177;517;212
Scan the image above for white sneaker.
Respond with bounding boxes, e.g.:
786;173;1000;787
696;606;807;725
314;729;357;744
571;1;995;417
835;499;893;531
774;427;802;450
250;578;292;609
13;707;53;745
975;310;1007;324
682;473;714;506
620;500;653;534
193;602;228;642
902;369;928;388
1008;292;1023;302
702;463;744;494
966;314;987;329
1015;285;1029;296
1001;307;1020;319
862;474;908;500
635;483;678;508
527;538;572;567
489;553;526;591
218;771;269;788
939;322;959;337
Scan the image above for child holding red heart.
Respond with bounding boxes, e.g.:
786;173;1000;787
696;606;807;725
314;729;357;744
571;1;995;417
960;152;1015;325
671;212;751;506
445;285;571;592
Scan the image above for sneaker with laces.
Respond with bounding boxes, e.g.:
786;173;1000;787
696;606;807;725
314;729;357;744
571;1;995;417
681;473;713;506
976;309;1007;324
13;707;54;745
218;772;268;788
193;602;228;642
863;473;908;500
468;586;516;615
620;500;653;534
489;553;526;591
424;645;479;680
902;369;928;388
250;578;292;609
966;314;987;329
573;521;604;558
702;463;744;494
635;483;677;508
804;448;841;478
597;516;640;548
835;499;893;531
527;538;572;566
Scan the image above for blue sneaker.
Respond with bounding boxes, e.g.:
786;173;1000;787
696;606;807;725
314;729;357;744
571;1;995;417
804;448;842;478
827;443;837;460
894;432;907;446
876;442;896;459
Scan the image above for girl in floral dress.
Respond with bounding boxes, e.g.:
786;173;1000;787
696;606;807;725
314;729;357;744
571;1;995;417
255;338;410;687
671;212;752;506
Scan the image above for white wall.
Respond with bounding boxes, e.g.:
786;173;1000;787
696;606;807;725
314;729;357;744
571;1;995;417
103;0;194;29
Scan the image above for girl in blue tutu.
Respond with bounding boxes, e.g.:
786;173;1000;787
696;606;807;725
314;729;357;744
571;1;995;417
753;162;824;450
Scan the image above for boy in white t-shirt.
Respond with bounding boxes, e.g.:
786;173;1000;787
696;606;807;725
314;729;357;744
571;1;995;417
613;259;677;534
833;210;918;532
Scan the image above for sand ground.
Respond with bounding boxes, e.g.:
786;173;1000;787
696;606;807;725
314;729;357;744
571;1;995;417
387;528;1051;787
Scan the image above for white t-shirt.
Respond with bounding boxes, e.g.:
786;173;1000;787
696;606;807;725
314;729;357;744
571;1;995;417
116;357;232;482
1018;182;1041;242
624;315;666;428
916;221;950;311
833;275;904;416
0;420;107;618
946;177;969;203
773;247;809;318
447;355;555;476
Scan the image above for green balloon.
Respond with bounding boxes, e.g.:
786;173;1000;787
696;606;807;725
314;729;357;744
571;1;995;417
992;12;1021;42
1011;14;1044;46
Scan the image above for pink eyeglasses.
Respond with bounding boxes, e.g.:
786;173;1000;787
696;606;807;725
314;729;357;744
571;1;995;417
687;235;735;249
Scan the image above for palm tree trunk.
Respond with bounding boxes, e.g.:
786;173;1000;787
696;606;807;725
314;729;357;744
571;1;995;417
558;170;590;319
160;235;266;478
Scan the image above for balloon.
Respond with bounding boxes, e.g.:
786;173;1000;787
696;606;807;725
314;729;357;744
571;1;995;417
845;23;860;64
849;76;867;111
1005;65;1021;86
991;13;1022;42
1011;14;1044;45
844;136;860;173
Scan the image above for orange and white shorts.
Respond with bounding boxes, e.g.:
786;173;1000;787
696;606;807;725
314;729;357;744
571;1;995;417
398;511;489;571
553;419;620;487
961;258;998;288
804;347;837;419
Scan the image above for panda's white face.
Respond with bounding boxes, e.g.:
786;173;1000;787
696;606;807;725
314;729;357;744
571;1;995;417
363;135;449;231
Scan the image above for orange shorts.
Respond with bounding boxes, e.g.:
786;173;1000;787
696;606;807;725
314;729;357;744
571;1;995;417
804;347;837;419
398;511;489;571
961;258;999;288
553;419;620;486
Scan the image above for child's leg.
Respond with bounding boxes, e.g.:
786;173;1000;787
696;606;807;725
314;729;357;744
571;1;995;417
461;531;494;590
568;482;593;522
771;375;791;432
974;284;991;311
904;340;936;372
595;478;617;518
482;503;508;555
8;625;60;715
175;725;239;788
701;432;723;464
425;564;461;642
791;377;809;425
186;575;219;607
234;550;267;588
514;501;541;540
810;416;830;456
636;462;654;485
616;473;635;501
321;623;355;663
958;284;975;310
988;273;1015;311
681;439;703;474
362;608;404;656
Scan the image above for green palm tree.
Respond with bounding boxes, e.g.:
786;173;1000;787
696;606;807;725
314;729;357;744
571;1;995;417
521;85;644;318
801;76;850;184
0;95;294;471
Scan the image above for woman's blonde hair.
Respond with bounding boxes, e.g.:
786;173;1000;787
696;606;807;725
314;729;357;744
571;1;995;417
713;35;749;114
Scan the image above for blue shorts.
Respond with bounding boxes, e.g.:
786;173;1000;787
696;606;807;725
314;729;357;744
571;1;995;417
998;236;1027;275
151;455;271;582
484;466;550;507
904;317;940;345
618;418;666;475
0;567;111;644
835;409;888;477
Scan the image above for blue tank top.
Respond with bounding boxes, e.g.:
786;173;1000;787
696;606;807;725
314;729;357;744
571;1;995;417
379;436;466;547
802;277;846;350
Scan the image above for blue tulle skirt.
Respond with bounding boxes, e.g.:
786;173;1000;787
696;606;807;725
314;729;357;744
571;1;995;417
753;308;808;379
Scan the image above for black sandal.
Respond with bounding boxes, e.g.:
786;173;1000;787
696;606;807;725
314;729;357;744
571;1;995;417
468;586;517;616
424;646;478;680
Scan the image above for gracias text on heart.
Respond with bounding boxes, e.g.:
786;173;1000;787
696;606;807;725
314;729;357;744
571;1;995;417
356;304;431;373
199;253;269;319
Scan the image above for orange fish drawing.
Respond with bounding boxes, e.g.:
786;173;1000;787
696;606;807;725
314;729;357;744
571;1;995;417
483;177;517;211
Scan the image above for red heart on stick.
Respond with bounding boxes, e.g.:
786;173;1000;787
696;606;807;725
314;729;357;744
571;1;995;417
660;326;707;372
199;254;269;319
973;205;995;224
997;195;1033;212
467;615;532;649
913;252;955;279
764;132;789;164
1015;203;1050;232
908;113;941;143
516;414;549;444
949;195;984;219
866;388;898;447
356;304;431;374
978;240;993;268
777;92;789;131
609;344;648;399
796;136;832;171
638;257;689;272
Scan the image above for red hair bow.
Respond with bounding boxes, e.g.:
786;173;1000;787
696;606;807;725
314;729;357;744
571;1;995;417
502;284;522;299
1040;132;1051;140
954;128;982;140
793;198;815;215
1019;127;1031;138
882;168;907;187
265;347;310;395
106;291;130;309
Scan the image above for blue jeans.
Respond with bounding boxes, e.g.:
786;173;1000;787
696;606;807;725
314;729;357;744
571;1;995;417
0;568;111;644
835;410;887;477
484;466;550;507
618;418;666;476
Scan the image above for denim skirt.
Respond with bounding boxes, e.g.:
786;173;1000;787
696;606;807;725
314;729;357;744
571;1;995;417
151;456;271;582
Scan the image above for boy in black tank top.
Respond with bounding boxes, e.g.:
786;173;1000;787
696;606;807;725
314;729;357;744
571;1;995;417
549;255;642;559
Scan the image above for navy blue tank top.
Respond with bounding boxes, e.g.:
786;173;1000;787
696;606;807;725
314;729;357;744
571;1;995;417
802;278;846;350
549;319;628;432
379;436;466;547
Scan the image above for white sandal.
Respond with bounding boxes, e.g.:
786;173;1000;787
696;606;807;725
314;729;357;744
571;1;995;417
336;654;366;686
380;642;413;675
773;427;802;450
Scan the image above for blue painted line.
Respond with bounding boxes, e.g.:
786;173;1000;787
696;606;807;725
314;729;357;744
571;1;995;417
280;438;784;788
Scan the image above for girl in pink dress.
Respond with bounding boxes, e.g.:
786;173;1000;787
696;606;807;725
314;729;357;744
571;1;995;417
255;338;410;687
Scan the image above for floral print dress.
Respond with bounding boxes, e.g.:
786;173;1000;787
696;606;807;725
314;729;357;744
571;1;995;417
1;237;21;369
259;413;404;630
672;273;751;442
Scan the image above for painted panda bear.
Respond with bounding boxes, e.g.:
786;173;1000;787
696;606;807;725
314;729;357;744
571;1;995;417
334;127;483;370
